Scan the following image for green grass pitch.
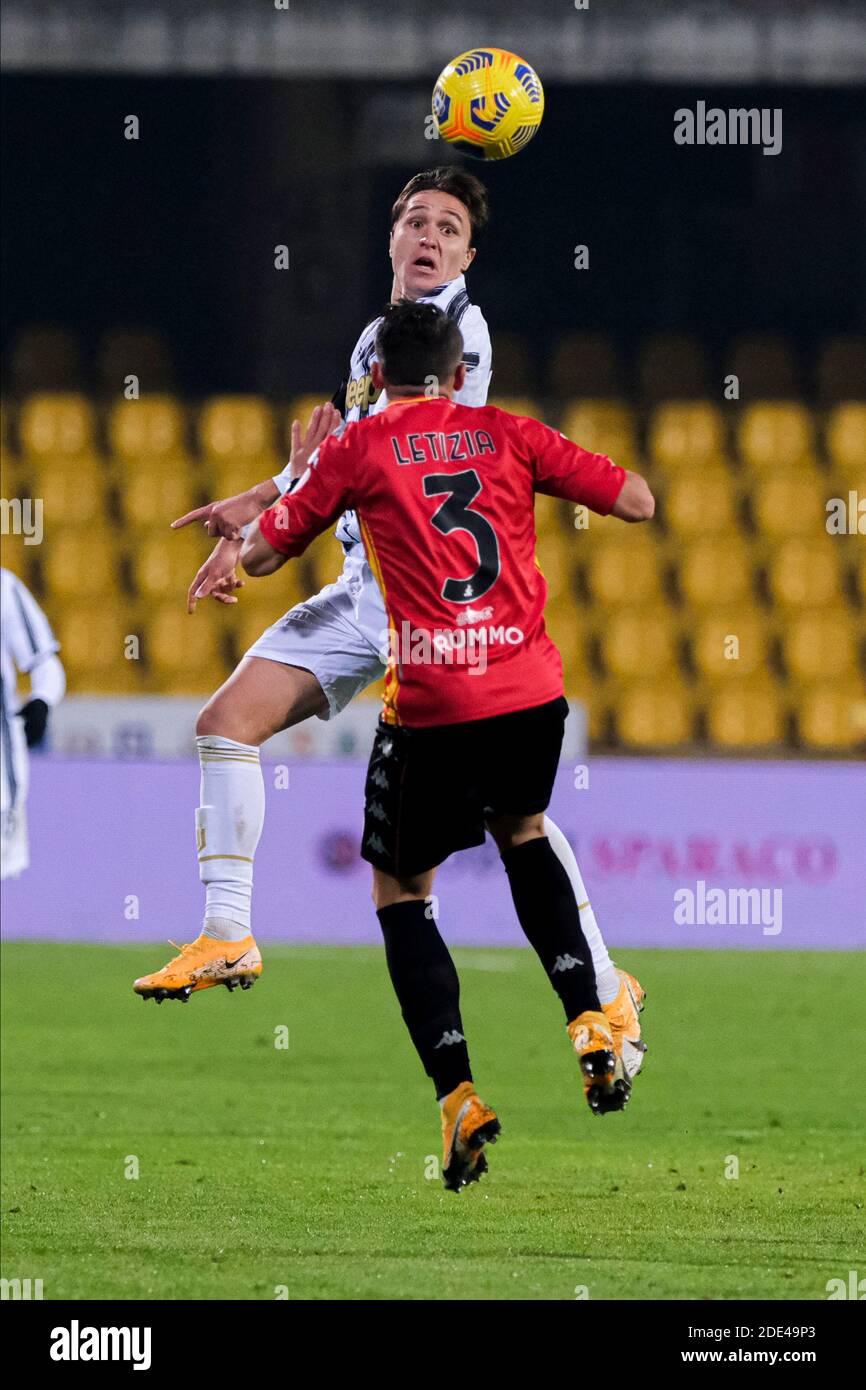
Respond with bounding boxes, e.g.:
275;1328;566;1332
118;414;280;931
2;941;864;1301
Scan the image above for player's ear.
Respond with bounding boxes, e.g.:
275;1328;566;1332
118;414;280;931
453;362;467;392
462;245;476;272
371;360;386;390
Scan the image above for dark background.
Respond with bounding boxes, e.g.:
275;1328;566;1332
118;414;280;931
3;74;865;395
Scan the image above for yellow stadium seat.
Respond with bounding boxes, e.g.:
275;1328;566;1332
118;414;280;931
488;397;539;419
638;334;710;402
534;490;573;536
615;680;693;749
816;337;866;403
737;402;815;472
108;396;186;463
0;451;28;501
795;682;866;752
750;472;827;539
19;393;97;460
766;538;841;609
677;537;754;607
648;401;725;472
96;330;173;395
782;611;861;684
145;604;232;690
544;600;588;672
599;607;679;680
560;400;637;469
53;603;144;693
198;396;276;464
583;534;663;606
535;531;578;604
826;403;866;480
547;333;622;398
489;332;533;393
10;327;83;394
118;461;199;531
704;678;786;749
0;529;36;587
303;530;344;593
204;460;275;500
42;531;118;601
32;458;106;530
663;468;739;539
729;335;798;397
129;530;216;602
690;609;770;680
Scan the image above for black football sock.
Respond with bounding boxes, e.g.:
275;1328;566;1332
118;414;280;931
377;900;472;1101
501;836;601;1022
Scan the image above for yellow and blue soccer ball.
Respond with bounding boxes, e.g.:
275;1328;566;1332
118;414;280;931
432;48;545;161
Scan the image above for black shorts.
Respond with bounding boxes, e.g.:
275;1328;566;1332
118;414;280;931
361;696;569;878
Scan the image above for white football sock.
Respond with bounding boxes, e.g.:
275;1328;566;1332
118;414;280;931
196;735;265;940
544;815;620;1005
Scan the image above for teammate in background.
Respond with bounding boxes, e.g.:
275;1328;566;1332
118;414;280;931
239;302;654;1187
0;567;66;880
134;168;645;1094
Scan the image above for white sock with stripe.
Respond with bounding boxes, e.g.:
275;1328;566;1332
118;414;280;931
543;815;620;1005
196;735;265;941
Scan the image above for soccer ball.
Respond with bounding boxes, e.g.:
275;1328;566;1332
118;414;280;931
432;48;545;161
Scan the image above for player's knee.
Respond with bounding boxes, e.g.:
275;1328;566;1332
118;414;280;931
195;699;225;739
486;811;546;852
195;694;260;743
371;869;429;910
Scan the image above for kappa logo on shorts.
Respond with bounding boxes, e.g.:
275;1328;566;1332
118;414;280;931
551;953;583;974
379;739;394;757
365;833;388;856
370;767;389;790
434;1029;466;1048
366;799;391;824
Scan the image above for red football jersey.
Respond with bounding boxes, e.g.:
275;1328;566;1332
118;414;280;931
258;396;626;727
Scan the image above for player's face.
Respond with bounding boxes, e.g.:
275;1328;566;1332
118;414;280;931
390;190;476;298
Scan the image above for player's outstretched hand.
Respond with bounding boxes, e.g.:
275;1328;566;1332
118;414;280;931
172;478;279;540
289;402;342;481
187;538;245;613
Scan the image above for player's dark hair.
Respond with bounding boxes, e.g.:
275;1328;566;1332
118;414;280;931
375;301;464;388
390;168;490;243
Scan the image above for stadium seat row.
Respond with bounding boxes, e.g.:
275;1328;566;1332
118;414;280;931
6;325;865;402
3;522;863;617
2;393;865;478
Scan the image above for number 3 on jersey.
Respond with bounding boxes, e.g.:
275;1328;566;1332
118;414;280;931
423;469;501;603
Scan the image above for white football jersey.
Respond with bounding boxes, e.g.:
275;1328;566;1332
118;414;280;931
1;568;63;833
0;567;61;713
272;275;492;634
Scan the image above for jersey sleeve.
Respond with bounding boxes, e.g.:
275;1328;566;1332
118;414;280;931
516;416;627;515
259;429;359;557
454;305;492;407
3;571;61;674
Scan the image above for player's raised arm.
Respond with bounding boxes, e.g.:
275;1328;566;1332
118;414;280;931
241;429;359;577
522;415;654;522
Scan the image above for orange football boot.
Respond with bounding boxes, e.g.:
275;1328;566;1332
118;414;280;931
567;1009;629;1115
133;934;262;1003
440;1080;501;1192
603;968;647;1081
